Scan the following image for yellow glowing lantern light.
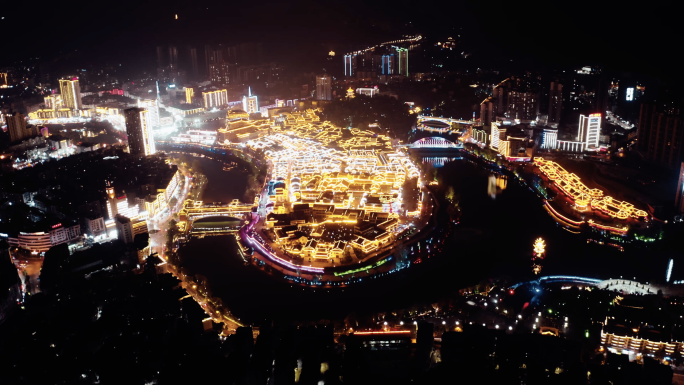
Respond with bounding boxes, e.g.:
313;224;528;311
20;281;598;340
533;238;545;256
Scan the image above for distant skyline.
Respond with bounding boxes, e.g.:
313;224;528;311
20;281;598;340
1;0;679;80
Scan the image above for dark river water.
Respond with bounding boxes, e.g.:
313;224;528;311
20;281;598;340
177;152;672;324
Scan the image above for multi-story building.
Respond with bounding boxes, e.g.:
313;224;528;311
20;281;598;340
168;45;178;69
58;78;82;110
44;94;63;109
675;163;684;216
242;88;259;114
185;87;194;104
396;48;408;76
381;54;395;75
344;54;355;77
480;98;493;126
6;223;81;252
115;215;134;244
315;74;331;101
492;78;539;123
189;47;198;78
637;102;684;168
124;107;155;156
137;99;160;127
577;113;602;150
548;82;563;125
541;129;558;150
7;112;27;142
202;89;228;109
83;216;107;238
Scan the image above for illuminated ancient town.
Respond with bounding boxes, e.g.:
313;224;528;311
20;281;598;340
1;2;684;384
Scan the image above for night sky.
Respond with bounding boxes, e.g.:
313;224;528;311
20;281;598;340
1;0;678;79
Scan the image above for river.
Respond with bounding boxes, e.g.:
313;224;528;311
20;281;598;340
177;152;673;324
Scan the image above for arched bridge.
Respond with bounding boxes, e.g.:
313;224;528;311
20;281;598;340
410;137;463;149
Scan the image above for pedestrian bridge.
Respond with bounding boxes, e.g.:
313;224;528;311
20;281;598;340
410;137;463;149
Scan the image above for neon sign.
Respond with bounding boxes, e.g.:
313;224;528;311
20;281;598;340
52;223;62;229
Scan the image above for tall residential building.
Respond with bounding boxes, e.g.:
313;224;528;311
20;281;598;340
168;46;178;69
492;78;539;123
189;47;198;77
124;107;155;156
242;87;258;114
59;78;82;109
577;113;601;150
202;89;228;109
381;54;395;75
315;74;331;101
115;215;134;244
676;163;684;215
548;82;563;124
344;54;354;77
396;48;408;76
138;99;160;127
156;46;165;67
637;103;684;168
7;112;28;142
480;98;493;126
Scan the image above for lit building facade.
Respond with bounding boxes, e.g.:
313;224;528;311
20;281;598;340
396;48;408;76
356;87;379;98
344;54;354;77
138;99;160;127
44;94;63;109
676;162;684;216
541;129;558;149
115;215;134;244
124;107;155;156
202;89;228;109
185;87;194;104
577;113;601;150
242;88;259;114
7;223;81;252
382;54;395;75
315;74;331;101
58;78;82;110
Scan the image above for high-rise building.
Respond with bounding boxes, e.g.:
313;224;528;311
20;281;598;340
637;103;684;168
124;107;155;156
381;54;395;75
185;87;194;104
548;82;563;125
137;99;160;127
7;112;27;142
480;98;493;126
315;74;331;101
344;54;354;77
396;48;408;76
675;163;684;216
115;215;134;244
577;113;601;150
0;72;7;86
168;46;178;69
242;87;258;114
190;48;198;77
492;78;539;123
59;78;82;110
156;46;165;68
202;89;228;109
